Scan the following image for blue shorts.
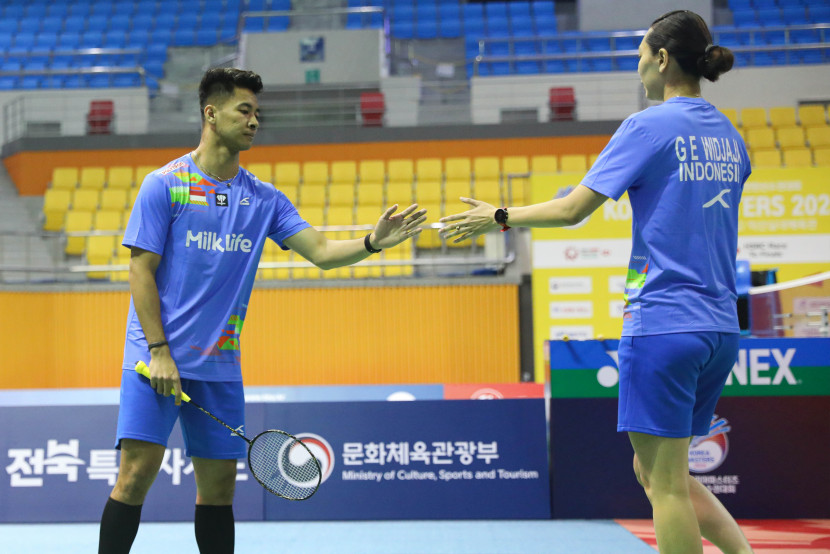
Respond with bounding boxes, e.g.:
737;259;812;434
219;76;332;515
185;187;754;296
116;369;247;459
617;332;739;438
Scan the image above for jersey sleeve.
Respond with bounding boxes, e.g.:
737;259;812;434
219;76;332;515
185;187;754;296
580;117;657;201
268;191;311;249
122;173;171;255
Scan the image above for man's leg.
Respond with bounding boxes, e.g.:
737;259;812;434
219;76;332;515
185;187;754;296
192;457;238;554
99;439;166;554
630;432;702;554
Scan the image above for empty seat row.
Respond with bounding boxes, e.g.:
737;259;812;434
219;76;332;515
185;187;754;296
744;126;830;150
751;146;830;168
720;105;829;129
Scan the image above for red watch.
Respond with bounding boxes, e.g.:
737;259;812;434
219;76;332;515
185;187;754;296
494;208;510;232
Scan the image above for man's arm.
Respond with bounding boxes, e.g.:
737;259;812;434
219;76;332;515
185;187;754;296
129;246;182;405
284;203;427;270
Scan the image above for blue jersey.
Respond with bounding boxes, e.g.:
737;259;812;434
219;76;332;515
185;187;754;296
122;153;310;380
581;97;751;336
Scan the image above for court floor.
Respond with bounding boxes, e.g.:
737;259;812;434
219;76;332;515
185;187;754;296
1;519;828;553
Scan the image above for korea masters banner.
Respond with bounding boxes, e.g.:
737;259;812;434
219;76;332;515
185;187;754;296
530;168;830;383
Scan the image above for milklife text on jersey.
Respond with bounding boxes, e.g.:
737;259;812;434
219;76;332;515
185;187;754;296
675;135;743;183
186;230;253;253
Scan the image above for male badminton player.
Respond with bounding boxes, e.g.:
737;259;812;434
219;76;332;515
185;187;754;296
441;11;753;554
98;68;426;554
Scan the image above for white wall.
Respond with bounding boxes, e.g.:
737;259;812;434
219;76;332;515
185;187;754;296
578;0;712;31
0;88;149;143
471;64;830;124
241;30;385;86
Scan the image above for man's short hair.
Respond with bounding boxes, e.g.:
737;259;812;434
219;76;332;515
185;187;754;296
198;68;263;119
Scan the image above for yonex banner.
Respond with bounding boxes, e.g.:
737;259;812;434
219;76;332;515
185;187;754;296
0;399;549;522
548;337;830;518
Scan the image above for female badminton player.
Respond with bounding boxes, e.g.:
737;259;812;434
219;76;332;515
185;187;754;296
441;11;753;554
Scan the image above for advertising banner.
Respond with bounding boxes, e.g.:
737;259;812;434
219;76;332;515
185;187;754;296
530;168;830;382
263;399;551;521
1;399;550;522
443;383;544;399
547;338;830;518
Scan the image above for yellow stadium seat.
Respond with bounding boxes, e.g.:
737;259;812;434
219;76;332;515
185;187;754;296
752;149;781;168
43;189;72;231
445;157;471;181
134;165;157;186
798;104;828;128
330;161;357;185
299;205;325;227
783;148;813;168
100;188;128;211
588;153;600;167
414;180;442;205
388;159;414;184
445;180;471;204
85;235;118;279
813;147;830;166
415;202;442;249
559;154;588;173
807;126;830;148
356;183;384;209
326;206;354;226
64;210;93;256
107;166;134;189
302;161;328;186
51;167;78;190
353;260;382;279
382;243;414;277
769;107;796;129
776;127;805;150
258;244;292;281
386;182;414;206
72;189;99;211
719;108;739;128
502;156;529;205
356;205;382;226
300;185;326;208
739;107;768;129
247;163;273;183
746;128;776;150
358;160;385;183
128;188;140;208
474;180;501;205
275;162;301;186
79;167;107;189
327;183;354;207
531;155;558;174
415;158;442;182
280;183;299;205
109;247;131;282
93;210;123;231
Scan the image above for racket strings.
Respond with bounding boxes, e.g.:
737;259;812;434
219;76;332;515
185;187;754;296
248;431;321;500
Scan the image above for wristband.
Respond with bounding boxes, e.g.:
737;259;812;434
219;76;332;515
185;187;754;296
147;340;168;351
364;234;382;254
494;207;511;232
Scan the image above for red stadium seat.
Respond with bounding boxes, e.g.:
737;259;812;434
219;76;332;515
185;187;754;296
360;92;385;127
549;87;576;121
87;100;114;134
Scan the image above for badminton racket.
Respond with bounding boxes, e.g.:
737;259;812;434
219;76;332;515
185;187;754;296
134;361;321;501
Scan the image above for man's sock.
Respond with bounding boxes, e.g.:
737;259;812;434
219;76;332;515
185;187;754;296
98;496;142;554
195;504;235;554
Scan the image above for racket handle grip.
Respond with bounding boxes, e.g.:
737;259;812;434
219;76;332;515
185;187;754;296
134;361;191;403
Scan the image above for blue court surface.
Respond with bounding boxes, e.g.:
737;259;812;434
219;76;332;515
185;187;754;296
0;520;654;553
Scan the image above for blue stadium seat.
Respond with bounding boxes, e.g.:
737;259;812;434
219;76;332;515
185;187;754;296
144;60;165;78
534;14;557;35
391;21;414;39
487;17;510;38
490;62;511;75
62;75;84;89
790;28;820;43
614;36;640;51
809;6;830;22
0;34;13;50
110;15;132;33
103;32;127;49
63;16;86;34
781;6;808;25
346;13;363;29
87;74;113;88
80;31;102;48
462;3;483;19
732;9;758;26
509;1;532;19
18;19;40;34
760;30;786;45
438;5;462;38
13;32;36;49
67;3;91;17
757;8;782;25
585;35;611;51
126;30;151;49
23;4;47;18
21;75;42;90
219;20;240;41
113;73;142;87
511;16;535;37
617;56;638;70
0;19;17;35
3;4;25;18
247;0;266;9
752;0;778;8
34;32;58;50
390;5;414;22
515;61;540;74
532;0;555;16
243;16;265;32
794;50;825;64
195;30;219;47
587;57;614;72
416;20;439;39
90;3;113;17
41;17;64;34
86;16;109;33
464;16;485;37
266;15;290;31
0;77;20;90
543;59;565;73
